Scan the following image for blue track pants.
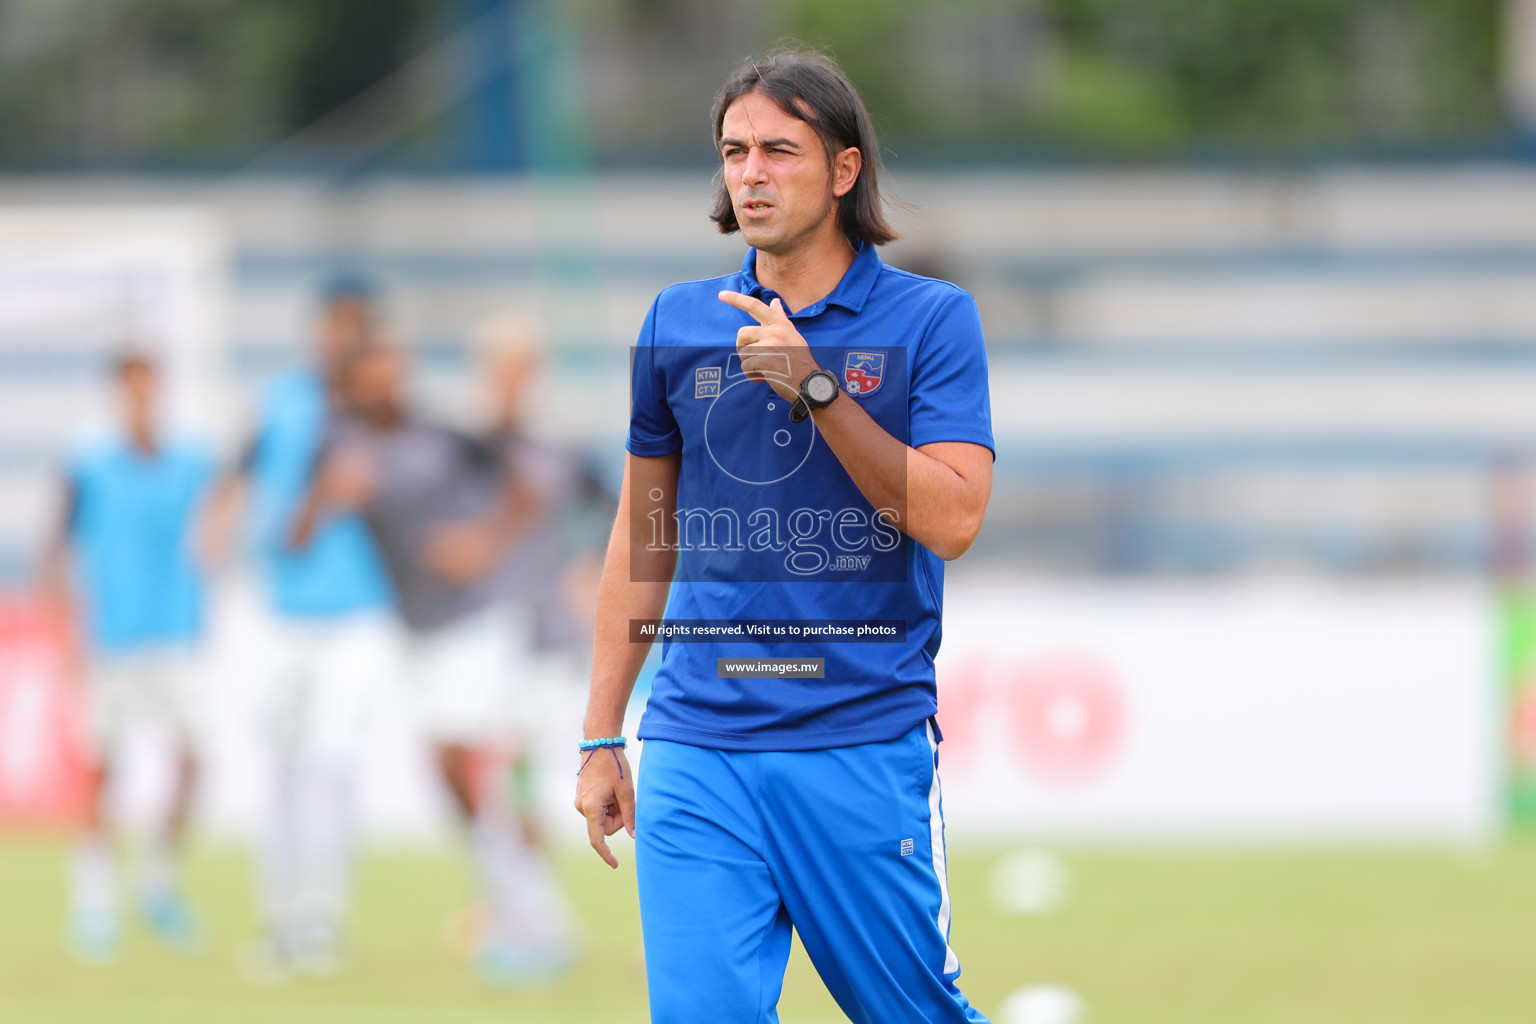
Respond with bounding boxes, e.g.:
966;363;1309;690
635;721;990;1024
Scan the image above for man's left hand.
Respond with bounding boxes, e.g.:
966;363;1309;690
719;291;821;403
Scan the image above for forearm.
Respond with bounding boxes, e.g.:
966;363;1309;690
583;460;678;736
37;539;74;617
287;485;324;550
288;450;381;552
583;571;670;737
204;467;249;533
192;469;248;568
809;395;988;559
39;479;78;617
576;493;663;868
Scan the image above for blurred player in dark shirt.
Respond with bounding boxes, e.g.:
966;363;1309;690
291;339;575;982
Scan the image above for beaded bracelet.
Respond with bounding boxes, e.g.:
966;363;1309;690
578;736;628;779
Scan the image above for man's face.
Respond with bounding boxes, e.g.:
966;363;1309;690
720;90;851;257
344;347;403;420
117;360;157;420
487;347;540;421
318;296;371;371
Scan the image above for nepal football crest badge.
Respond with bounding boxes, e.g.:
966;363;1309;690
843;351;885;397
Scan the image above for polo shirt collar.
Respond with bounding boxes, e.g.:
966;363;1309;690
738;238;882;317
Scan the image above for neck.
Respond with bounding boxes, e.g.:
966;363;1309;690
493;409;524;436
754;230;855;312
369;402;405;429
126;418;157;454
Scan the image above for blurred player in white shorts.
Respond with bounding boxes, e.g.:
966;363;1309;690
406;602;530;743
291;338;576;983
40;351;215;961
85;649;202;762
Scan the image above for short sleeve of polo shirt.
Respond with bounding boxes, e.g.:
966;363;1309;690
625;298;682;457
908;289;995;455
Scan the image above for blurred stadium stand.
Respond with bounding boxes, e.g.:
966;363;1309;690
2;0;1535;585
4;166;1535;582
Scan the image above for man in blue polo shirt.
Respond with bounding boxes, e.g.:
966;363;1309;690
41;352;214;960
574;51;994;1023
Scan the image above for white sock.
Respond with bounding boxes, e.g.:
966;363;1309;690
472;809;574;950
259;745;301;934
259;745;355;947
293;750;355;942
71;834;117;918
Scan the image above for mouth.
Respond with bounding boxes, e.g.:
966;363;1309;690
739;198;775;218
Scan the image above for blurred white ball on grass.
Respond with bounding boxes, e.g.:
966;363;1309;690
999;985;1086;1024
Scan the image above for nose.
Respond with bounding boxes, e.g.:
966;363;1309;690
741;144;769;185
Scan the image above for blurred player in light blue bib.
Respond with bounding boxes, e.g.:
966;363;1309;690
202;280;397;979
40;351;215;962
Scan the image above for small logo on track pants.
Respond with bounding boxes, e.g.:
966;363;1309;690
900;838;915;856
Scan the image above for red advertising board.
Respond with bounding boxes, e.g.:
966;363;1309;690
0;595;87;825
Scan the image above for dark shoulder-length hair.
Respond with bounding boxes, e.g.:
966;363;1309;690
709;48;900;246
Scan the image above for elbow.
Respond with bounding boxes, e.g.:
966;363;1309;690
931;535;976;562
928;507;986;562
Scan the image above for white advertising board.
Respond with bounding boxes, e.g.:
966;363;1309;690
932;580;1499;843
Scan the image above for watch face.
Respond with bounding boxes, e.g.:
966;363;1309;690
806;372;837;403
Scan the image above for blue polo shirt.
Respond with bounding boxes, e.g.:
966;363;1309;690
248;368;392;618
628;241;993;751
67;435;213;656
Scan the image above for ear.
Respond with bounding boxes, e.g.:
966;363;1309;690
831;146;862;199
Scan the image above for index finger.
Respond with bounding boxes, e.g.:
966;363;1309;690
718;290;786;324
585;804;620;869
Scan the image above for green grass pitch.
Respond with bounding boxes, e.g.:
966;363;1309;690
1;835;1532;1023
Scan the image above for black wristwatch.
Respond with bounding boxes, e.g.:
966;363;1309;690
790;369;840;423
